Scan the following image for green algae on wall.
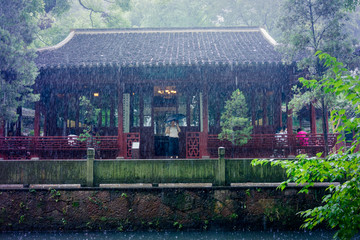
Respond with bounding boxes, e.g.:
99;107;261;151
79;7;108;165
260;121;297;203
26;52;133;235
0;187;326;231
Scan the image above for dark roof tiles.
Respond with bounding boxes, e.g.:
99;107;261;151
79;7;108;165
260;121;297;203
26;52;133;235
36;27;282;68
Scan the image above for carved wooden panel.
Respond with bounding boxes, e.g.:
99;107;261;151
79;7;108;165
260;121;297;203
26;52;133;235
186;132;200;158
126;133;140;158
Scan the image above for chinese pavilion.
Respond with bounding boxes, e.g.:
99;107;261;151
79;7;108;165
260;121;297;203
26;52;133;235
1;27;336;159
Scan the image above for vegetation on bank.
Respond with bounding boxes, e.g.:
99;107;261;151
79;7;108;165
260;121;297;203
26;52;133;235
253;52;360;240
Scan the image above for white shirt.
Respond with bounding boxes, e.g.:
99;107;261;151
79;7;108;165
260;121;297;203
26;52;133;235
169;126;179;138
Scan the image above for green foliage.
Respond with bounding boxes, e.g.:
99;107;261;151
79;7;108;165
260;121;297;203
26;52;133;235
78;126;92;142
343;0;360;10
288;81;354;133
173;221;183;230
79;96;100;126
72;201;80;208
33;0;131;48
0;0;42;122
252;53;360;240
78;125;101;148
278;0;355;70
121;193;128;198
129;0;212;28
49;188;61;202
19;215;25;224
129;0;282;38
218;89;252;146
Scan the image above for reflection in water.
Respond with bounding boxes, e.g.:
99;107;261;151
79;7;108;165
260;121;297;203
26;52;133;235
0;230;345;240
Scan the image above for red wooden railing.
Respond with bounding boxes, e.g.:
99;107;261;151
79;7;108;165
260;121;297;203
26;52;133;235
0;136;118;151
0;135;138;159
0;133;338;160
206;133;338;158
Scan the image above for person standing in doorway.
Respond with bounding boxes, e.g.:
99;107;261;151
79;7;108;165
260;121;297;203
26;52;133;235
166;120;181;158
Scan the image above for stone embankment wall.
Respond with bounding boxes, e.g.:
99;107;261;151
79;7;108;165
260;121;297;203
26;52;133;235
0;186;325;231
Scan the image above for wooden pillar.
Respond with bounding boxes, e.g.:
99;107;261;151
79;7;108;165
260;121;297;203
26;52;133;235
310;103;317;133
0;118;4;137
63;96;68;136
75;95;80;131
286;103;293;134
98;108;102;128
262;89;268;126
43;107;47;136
117;83;125;158
34;102;40;137
104;108;108;127
326;111;329;133
186;93;191;128
251;93;256;127
286;101;295;156
200;83;210;158
110;97;115;128
277;90;282;129
48;93;56;136
15;106;22;136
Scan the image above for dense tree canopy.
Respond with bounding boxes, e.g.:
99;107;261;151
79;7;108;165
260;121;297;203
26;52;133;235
0;0;44;122
278;0;354;68
33;0;131;48
278;0;359;155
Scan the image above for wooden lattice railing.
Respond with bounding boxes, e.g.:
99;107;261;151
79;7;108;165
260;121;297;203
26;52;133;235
185;133;338;158
0;133;338;160
207;133;338;158
0;135;139;159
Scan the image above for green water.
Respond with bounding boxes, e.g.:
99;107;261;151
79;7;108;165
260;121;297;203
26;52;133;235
0;230;347;240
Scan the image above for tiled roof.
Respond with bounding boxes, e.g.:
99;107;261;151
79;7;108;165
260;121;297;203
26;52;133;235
36;27;283;69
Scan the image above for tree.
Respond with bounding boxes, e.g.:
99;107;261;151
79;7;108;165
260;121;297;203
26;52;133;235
343;0;360;9
33;0;131;48
278;0;358;155
128;0;283;39
253;52;360;240
218;89;252;146
279;0;354;63
0;0;44;126
129;0;212;28
207;0;283;39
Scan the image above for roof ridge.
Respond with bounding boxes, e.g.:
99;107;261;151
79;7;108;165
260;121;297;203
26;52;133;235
259;28;277;46
37;31;75;52
71;26;262;34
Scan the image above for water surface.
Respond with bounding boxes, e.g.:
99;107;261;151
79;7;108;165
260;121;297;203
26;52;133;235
0;230;343;240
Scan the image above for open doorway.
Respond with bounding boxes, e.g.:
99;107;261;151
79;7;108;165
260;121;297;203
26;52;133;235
153;86;177;156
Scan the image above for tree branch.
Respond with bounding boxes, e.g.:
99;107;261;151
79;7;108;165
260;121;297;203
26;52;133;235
35;32;51;46
78;0;106;28
78;0;103;13
89;10;94;28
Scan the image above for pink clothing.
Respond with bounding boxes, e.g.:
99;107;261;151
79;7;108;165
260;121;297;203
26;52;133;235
296;131;309;146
